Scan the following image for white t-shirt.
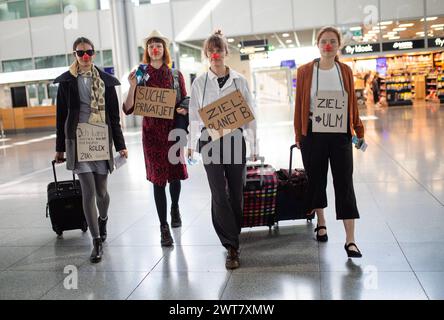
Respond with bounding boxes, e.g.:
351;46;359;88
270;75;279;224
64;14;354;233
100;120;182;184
310;63;344;114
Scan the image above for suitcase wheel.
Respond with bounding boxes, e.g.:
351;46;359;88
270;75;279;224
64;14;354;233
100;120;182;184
81;222;88;233
56;230;63;237
307;219;312;223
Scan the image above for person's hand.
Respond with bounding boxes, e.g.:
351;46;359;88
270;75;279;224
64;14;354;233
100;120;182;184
295;141;301;149
54;152;65;163
355;138;365;149
128;70;137;87
176;108;188;115
119;149;128;158
187;148;193;159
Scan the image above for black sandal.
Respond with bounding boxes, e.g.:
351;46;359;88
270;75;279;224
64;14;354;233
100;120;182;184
314;225;328;242
344;242;362;258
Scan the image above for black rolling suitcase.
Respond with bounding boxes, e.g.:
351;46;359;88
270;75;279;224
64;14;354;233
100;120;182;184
275;144;315;224
46;160;88;236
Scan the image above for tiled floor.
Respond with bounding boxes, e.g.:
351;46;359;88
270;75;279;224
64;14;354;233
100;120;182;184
0;101;443;300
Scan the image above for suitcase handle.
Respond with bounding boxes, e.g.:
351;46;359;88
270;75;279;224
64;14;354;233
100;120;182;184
288;144;298;179
51;160;76;192
244;156;265;187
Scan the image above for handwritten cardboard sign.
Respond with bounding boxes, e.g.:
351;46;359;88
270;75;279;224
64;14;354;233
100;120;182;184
312;91;348;133
134;86;176;120
76;123;110;162
198;90;255;140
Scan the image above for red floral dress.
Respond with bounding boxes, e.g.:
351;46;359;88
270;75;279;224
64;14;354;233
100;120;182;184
141;64;188;186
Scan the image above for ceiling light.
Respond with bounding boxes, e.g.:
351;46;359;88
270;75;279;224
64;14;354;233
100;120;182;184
350;26;362;31
387;31;398;35
416;31;425;35
285;39;292;43
282;33;289;37
237;44;241;48
388;36;400;40
382;35;391;38
435;27;444;31
227;38;234;43
288;44;295;48
421;17;438;21
399;23;414;27
431;24;444;28
393;27;407;31
368;30;380;34
380;21;393;25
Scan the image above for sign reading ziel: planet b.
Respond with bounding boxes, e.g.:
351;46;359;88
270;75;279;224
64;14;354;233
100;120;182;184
76;123;110;162
134;86;176;120
312;91;348;133
198;90;255;141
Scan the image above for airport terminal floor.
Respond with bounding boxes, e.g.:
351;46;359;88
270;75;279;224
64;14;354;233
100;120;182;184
0;101;443;300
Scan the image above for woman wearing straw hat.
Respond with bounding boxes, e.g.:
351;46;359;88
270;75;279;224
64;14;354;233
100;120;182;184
123;30;188;247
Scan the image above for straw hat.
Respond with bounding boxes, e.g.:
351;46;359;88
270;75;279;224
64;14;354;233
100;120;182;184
143;30;170;48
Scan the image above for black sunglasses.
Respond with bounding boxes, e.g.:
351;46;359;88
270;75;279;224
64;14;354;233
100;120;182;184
75;50;95;57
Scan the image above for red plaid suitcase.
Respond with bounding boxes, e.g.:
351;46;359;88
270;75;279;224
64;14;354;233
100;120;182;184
242;157;278;229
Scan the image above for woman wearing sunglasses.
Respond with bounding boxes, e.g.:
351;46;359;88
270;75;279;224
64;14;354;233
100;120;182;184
54;37;128;263
123;30;188;247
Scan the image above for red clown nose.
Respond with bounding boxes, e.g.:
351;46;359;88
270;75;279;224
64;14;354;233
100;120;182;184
82;54;90;61
153;48;159;55
324;44;333;52
211;53;220;60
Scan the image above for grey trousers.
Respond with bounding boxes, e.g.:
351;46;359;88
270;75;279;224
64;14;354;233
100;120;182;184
204;163;245;250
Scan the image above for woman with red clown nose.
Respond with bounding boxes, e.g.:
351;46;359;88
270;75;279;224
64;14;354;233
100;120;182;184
123;30;189;247
54;37;128;263
187;30;258;270
294;26;365;258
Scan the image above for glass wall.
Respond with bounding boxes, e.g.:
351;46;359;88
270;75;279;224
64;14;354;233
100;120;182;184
35;54;67;69
47;83;59;104
27;83;47;106
102;50;113;66
28;0;61;17
2;58;33;72
0;0;27;21
62;0;98;11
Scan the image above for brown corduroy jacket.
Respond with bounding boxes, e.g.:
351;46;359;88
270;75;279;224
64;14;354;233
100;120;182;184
294;60;365;142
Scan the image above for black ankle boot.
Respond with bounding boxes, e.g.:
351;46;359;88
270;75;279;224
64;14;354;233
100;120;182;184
98;216;108;242
170;207;182;228
90;238;103;263
160;224;173;247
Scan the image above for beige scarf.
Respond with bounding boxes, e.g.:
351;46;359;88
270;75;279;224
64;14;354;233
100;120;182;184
69;61;106;124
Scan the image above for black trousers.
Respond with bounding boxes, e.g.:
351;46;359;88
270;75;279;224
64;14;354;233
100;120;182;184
202;130;246;250
204;163;245;250
300;121;359;220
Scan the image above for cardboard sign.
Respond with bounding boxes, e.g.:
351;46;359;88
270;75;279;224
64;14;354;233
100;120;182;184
198;90;255;140
76;123;110;162
312;91;348;133
134;86;176;120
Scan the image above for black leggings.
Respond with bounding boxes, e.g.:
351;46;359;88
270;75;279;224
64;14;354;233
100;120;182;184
153;180;181;226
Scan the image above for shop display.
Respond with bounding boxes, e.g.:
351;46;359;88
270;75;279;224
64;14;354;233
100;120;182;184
345;50;444;107
385;73;413;106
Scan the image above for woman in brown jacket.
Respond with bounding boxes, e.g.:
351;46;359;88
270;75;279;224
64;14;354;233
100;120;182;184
294;26;365;258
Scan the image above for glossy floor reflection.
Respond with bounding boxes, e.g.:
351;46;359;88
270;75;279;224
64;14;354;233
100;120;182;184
0;101;443;300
